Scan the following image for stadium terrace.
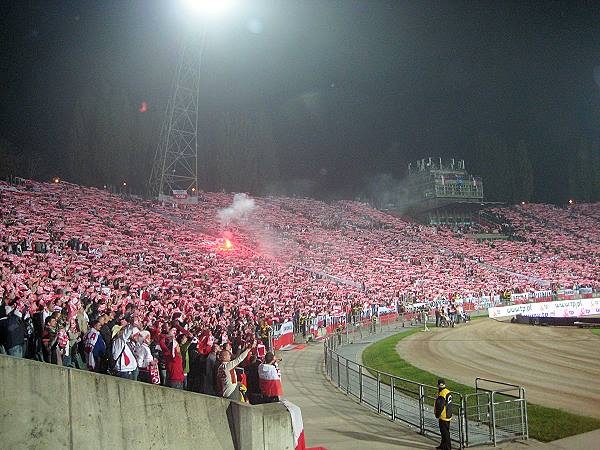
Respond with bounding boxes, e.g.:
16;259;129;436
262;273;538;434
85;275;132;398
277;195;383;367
0;179;598;385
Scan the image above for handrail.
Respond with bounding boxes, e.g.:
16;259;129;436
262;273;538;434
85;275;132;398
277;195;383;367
323;317;466;448
323;315;528;448
475;377;522;390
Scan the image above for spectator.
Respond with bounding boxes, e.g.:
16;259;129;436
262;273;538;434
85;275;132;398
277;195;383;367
152;333;167;386
186;338;206;393
0;309;25;357
245;353;262;404
42;316;60;364
257;319;272;350
258;352;283;403
159;332;185;389
135;330;155;384
217;343;252;401
111;323;138;380
99;312;116;353
83;319;106;372
204;343;221;395
179;334;192;389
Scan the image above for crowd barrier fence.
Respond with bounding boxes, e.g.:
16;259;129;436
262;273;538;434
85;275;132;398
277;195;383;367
322;314;528;448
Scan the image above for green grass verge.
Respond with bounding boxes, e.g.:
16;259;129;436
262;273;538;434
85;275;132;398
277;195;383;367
591;329;600;337
362;330;600;442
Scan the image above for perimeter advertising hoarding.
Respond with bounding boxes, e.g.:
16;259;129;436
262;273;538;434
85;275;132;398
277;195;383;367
488;297;600;319
172;189;188;199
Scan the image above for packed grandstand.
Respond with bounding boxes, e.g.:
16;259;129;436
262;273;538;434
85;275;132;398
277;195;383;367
0;178;598;393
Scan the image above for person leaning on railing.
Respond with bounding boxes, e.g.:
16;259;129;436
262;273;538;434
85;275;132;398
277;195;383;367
434;378;453;450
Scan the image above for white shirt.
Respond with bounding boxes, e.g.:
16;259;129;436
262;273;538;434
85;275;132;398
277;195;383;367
135;343;153;369
112;325;138;372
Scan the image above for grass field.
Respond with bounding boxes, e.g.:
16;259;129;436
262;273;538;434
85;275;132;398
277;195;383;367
362;330;600;442
591;328;600;337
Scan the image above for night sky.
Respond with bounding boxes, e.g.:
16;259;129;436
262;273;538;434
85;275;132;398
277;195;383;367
1;1;600;201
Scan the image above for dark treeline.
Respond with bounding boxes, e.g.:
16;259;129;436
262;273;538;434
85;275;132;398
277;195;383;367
1;91;599;204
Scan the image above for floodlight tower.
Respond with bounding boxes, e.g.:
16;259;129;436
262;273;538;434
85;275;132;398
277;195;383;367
148;0;236;201
148;34;205;202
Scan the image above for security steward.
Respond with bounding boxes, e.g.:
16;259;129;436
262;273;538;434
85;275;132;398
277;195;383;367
336;323;343;345
259;320;272;350
434;378;452;450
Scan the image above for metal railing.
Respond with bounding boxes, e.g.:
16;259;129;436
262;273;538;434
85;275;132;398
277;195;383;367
323;317;528;448
323;317;466;447
469;378;529;447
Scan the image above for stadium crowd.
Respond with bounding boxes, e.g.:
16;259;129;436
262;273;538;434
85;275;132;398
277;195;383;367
0;179;598;400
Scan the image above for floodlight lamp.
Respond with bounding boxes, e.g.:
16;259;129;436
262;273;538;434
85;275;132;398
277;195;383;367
182;0;236;18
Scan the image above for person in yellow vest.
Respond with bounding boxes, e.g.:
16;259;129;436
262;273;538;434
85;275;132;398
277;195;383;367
434;378;452;450
336;323;343;345
258;320;272;350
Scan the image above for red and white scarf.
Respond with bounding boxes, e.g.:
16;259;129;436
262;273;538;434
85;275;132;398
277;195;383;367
258;363;283;397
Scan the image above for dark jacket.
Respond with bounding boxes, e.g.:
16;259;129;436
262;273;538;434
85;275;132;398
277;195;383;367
245;359;262;400
100;319;117;349
0;313;25;350
204;352;218;395
187;345;207;393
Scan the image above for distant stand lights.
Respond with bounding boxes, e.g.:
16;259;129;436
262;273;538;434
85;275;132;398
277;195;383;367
568;199;574;205
521;201;526;205
191;187;197;193
52;177;60;184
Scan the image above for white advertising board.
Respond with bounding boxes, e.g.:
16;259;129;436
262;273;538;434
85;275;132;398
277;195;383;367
273;321;294;338
488;297;600;319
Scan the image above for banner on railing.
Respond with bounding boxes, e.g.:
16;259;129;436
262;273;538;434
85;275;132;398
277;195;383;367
511;290;553;304
377;305;396;315
282;400;311;450
532;290;553;302
556;289;576;300
272;321;294;350
511;293;529;304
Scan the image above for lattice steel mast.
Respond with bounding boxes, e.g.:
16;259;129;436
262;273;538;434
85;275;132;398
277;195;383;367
148;31;206;201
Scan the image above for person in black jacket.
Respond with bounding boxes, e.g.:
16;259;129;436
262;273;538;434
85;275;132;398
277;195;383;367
245;354;262;404
0;310;26;357
99;311;117;349
186;341;206;393
98;311;118;371
31;309;46;361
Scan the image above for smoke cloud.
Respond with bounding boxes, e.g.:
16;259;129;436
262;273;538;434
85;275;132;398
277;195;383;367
217;193;256;225
362;173;417;213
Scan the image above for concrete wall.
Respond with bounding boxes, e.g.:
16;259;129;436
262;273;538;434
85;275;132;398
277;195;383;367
0;355;294;450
